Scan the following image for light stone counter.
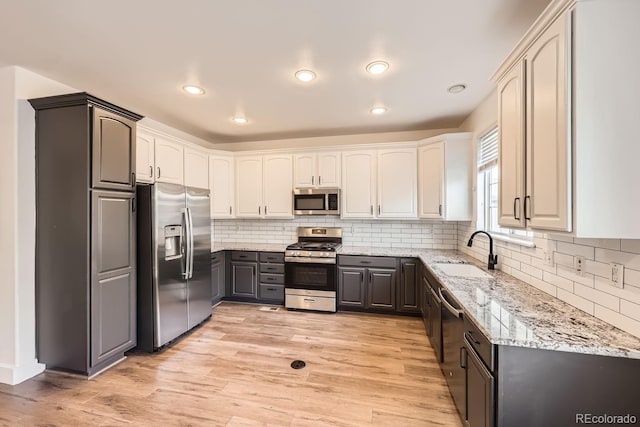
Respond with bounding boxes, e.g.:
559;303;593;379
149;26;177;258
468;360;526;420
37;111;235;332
211;243;288;253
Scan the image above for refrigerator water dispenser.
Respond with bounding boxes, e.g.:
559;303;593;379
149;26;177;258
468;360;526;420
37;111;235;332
164;225;183;260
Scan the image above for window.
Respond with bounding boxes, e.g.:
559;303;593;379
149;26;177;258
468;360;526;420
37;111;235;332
477;127;532;241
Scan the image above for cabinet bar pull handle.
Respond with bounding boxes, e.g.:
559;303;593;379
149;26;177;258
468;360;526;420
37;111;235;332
265;205;268;215
369;273;373;283
524;195;531;221
370;205;373;215
360;260;371;264
319;175;322;185
439;204;443;216
378;205;381;215
131;198;136;212
258;206;261;215
132;172;135;184
149;165;153;177
312;176;314;185
460;347;467;369
157;167;161;179
513;197;520;220
268;288;276;291
229;206;232;215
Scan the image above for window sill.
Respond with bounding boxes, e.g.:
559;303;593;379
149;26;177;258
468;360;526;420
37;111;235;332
490;232;536;248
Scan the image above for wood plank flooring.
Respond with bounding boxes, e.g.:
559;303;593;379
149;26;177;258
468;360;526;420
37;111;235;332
0;303;463;426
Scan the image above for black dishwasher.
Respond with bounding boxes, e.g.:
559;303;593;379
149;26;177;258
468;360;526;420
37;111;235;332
440;285;466;422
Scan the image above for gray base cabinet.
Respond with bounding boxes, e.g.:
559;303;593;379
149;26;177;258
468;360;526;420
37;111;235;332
224;250;285;304
231;263;257;298
367;268;396;310
211;251;226;305
258;252;285;303
338;267;366;308
337;256;398;313
30;92;142;376
398;258;420;313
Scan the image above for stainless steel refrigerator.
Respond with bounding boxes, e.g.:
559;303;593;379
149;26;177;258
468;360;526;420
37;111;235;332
137;182;212;351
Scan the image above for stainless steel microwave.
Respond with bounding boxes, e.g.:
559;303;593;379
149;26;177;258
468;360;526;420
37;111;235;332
293;188;340;215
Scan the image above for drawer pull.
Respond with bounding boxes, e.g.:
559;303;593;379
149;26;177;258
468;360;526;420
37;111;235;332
303;298;316;303
267;287;277;291
360;261;371;264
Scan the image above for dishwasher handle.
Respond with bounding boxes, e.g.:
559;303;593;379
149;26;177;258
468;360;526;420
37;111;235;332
439;287;463;318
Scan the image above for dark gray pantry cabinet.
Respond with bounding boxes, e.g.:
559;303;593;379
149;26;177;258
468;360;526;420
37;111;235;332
30;92;142;376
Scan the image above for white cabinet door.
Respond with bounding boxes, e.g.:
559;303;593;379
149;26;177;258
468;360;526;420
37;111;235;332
135;132;155;183
317;152;341;188
209;155;234;218
341;151;376;218
263;154;293;218
293;153;315;188
155;137;184;185
378;148;417;218
184;148;209;190
497;61;526;228
235;156;263;218
418;143;444;219
526;12;571;231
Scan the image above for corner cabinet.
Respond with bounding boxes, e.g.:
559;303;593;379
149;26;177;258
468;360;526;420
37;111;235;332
496;10;571;232
30;92;142;376
418;133;472;221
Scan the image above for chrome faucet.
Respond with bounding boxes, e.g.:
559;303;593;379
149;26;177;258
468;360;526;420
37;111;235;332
467;230;498;270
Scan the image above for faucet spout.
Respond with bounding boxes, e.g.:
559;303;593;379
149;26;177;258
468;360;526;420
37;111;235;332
467;230;498;270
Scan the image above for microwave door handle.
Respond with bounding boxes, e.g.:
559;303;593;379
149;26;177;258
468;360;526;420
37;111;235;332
325;193;329;211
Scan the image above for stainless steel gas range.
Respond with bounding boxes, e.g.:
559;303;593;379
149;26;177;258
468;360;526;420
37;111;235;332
284;227;342;312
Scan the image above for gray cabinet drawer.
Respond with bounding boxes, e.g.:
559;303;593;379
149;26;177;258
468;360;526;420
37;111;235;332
259;284;284;301
259;263;284;274
211;251;225;264
259;252;284;263
338;255;397;269
464;316;495;371
231;251;258;262
260;273;284;285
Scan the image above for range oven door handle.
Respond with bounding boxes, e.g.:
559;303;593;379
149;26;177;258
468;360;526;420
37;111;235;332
284;256;336;264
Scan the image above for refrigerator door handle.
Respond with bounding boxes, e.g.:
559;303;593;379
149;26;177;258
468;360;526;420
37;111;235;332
187;207;195;279
181;208;189;279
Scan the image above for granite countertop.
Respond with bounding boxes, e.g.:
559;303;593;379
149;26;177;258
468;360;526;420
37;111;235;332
212;243;289;253
213;243;640;359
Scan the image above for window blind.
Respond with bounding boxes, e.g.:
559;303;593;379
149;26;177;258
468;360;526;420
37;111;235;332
478;127;498;171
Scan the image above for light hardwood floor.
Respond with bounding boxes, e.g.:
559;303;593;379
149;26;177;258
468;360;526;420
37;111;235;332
0;303;463;426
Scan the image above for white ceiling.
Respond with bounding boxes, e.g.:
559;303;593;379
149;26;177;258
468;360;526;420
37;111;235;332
0;0;550;144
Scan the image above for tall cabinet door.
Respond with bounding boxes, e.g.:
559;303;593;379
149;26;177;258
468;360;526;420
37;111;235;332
209;155;235;218
91;190;136;367
526;12;571;231
263;154;293;218
367;268;396;311
92;107;135;191
497;61;526;228
418;143;444;218
341;151;376;218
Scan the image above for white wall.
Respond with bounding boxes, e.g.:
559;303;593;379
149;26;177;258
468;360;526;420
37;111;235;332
457;89;640;339
214;218;457;250
0;66;76;385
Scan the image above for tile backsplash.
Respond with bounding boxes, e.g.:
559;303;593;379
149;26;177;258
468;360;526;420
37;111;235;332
458;222;640;339
212;217;457;249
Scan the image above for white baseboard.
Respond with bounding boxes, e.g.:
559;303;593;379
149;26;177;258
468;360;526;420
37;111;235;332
0;359;45;385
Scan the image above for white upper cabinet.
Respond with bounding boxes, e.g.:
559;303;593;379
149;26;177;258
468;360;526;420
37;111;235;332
377;148;417;218
209;155;234;218
154;137;184;185
341;151;376;218
184;147;209;190
135;131;155;183
293;152;341;188
497;61;526;228
235;156;263;218
418;134;472;221
263;154;293;218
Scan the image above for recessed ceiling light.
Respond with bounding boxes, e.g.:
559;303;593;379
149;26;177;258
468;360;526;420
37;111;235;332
447;84;467;94
366;61;389;75
295;69;317;82
182;85;205;95
370;106;388;115
232;116;248;125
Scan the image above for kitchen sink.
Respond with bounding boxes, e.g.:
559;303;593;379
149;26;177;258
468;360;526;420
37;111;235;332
434;263;493;278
